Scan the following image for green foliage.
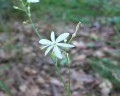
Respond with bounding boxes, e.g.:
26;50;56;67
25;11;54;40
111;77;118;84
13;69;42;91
0;0;9;14
0;80;12;96
60;58;67;65
86;42;95;48
0;65;10;70
31;0;98;22
0;64;12;96
10;0;120;22
88;57;120;88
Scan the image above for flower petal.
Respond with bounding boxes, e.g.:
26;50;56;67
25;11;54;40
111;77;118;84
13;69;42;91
57;43;75;48
53;46;62;59
56;33;69;42
27;0;39;3
39;39;52;45
40;45;50;50
51;31;55;42
45;45;53;55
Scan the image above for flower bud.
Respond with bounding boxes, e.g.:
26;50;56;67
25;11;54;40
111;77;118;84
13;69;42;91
64;39;67;43
72;33;76;38
13;6;19;9
27;6;30;10
23;21;27;24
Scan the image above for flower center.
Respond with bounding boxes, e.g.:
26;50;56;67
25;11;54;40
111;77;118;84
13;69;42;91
54;42;57;47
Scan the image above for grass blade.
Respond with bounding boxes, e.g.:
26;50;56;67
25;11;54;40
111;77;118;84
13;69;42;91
0;80;12;96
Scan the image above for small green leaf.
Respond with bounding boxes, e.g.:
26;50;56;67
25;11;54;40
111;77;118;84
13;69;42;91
86;42;95;47
60;58;67;65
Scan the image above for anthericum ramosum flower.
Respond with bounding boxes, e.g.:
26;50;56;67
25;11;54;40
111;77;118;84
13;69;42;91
39;31;74;59
27;0;39;3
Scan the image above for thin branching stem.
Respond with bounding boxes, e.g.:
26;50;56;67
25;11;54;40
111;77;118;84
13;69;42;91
21;1;70;95
64;41;71;95
66;53;70;95
21;0;42;39
28;16;42;39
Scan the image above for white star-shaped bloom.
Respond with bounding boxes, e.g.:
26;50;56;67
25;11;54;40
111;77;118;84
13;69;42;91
27;0;39;3
39;31;74;59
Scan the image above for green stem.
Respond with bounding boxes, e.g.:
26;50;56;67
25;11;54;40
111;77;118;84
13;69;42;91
21;0;42;39
20;1;70;95
66;53;71;95
50;56;70;96
68;36;73;43
64;41;71;95
28;16;42;39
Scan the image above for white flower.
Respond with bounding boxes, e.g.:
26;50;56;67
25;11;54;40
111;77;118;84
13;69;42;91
27;0;39;3
39;31;74;59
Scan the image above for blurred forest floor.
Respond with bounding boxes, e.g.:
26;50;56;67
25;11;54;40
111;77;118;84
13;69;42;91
0;0;120;96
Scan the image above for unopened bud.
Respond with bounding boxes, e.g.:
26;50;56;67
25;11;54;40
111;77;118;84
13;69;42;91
72;33;76;38
27;6;30;10
75;21;81;33
13;6;19;9
76;22;80;29
64;39;67;43
23;21;27;24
